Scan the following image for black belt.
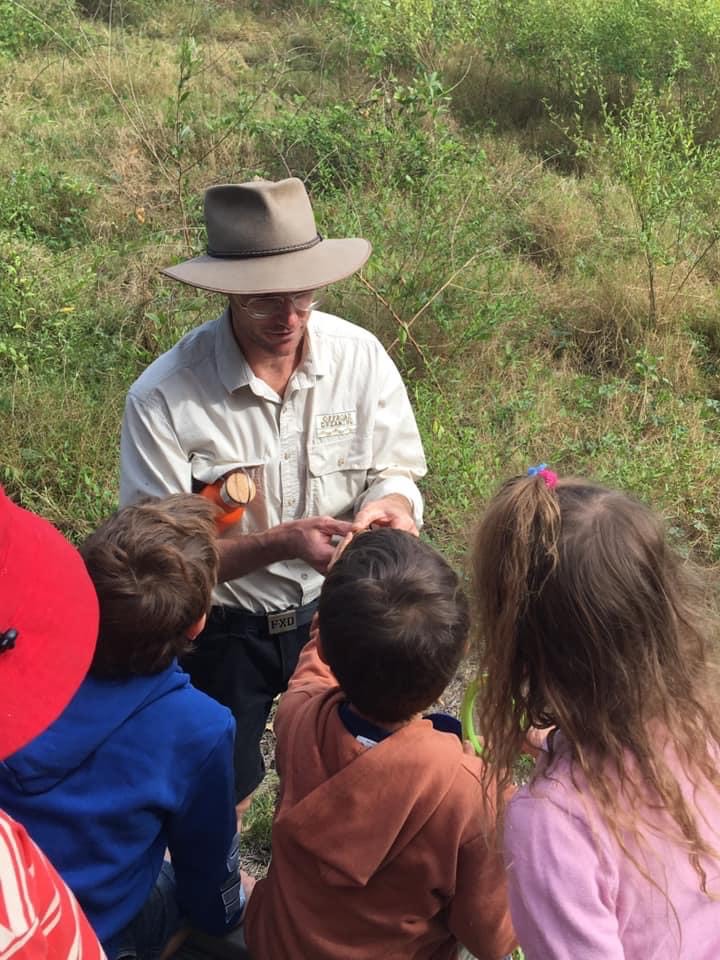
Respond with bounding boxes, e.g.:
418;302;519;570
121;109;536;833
216;600;318;636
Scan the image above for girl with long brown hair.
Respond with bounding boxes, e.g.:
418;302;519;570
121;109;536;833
472;468;720;958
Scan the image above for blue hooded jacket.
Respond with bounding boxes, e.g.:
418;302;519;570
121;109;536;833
0;661;241;948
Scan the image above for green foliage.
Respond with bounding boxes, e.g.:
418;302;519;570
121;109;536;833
479;0;720;91
1;0;718;576
0;0;70;56
1;371;124;537
247;68;465;197
242;772;278;867
326;0;482;69
0;236;128;381
0;244;35;371
584;82;720;324
0;166;95;250
74;0;170;26
446;0;720;151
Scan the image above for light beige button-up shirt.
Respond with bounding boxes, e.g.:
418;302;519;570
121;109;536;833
120;309;427;612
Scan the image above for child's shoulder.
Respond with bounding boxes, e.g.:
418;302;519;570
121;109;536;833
91;664;234;747
166;671;234;733
126;670;235;776
403;720;491;801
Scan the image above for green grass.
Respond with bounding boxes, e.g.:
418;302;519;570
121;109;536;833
1;0;719;556
1;4;719;947
242;773;278;879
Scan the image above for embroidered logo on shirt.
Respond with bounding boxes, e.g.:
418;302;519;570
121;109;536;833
315;410;357;440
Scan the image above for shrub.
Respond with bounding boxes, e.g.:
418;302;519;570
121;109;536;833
0;0;70;56
0;166;95;250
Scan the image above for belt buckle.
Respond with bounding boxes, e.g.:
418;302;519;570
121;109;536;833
267;609;297;635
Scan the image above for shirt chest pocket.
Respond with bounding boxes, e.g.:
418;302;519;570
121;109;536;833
307;435;373;517
190;455;265;488
190;455;268;530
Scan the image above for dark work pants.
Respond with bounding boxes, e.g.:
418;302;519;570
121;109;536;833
181;602;316;801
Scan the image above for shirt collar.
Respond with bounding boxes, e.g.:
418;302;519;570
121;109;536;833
301;314;330;379
216;309;330;395
215;307;254;394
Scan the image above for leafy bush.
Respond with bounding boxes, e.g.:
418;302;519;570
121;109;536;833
247;70;466;197
583;83;720;326
447;0;720;146
0;166;95;250
326;0;483;69
0;0;71;55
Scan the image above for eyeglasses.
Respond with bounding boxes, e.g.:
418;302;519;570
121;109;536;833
239;291;319;320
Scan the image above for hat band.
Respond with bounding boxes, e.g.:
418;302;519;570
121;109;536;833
207;233;323;259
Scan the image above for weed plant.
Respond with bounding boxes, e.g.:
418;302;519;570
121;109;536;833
1;0;718;565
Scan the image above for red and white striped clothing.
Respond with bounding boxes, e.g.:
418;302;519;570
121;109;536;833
0;810;104;960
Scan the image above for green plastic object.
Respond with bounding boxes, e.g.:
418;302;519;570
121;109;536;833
460;676;484;756
462;677;533;761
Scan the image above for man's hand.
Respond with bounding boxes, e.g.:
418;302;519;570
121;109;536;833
353;494;418;535
286;516;354;574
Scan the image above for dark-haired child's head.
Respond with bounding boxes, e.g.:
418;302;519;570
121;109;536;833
80;495;219;679
318;528;469;724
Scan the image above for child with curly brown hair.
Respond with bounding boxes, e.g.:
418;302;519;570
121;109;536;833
472;467;720;959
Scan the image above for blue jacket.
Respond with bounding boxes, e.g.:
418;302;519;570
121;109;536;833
0;661;241;948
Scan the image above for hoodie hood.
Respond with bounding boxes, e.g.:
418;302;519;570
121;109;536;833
273;688;466;887
0;662;188;794
245;640;517;960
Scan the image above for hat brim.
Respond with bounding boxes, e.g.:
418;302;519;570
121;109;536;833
160;238;371;295
0;492;98;759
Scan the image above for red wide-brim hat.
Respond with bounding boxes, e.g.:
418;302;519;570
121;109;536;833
0;489;98;759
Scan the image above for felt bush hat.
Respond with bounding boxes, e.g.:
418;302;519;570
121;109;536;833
161;177;372;295
0;488;98;759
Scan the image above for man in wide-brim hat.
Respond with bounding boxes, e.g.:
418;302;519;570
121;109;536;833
120;177;426;808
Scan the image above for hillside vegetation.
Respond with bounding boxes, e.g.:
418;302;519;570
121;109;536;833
1;0;719;565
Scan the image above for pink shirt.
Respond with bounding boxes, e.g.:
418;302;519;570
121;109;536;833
504;740;720;959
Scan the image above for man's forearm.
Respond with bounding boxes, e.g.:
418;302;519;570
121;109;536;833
217;515;355;583
217;526;294;583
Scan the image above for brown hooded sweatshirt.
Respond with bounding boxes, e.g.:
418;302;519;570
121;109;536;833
244;639;515;959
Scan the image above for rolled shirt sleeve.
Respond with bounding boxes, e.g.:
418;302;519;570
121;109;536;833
352;346;426;526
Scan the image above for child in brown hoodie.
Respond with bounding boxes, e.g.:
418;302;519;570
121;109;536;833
244;528;516;960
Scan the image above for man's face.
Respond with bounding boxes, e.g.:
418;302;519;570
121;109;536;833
229;290;319;359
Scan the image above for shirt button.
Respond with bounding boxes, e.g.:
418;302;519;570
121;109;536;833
283;452;290;461
287;498;296;507
301;573;308;581
337;456;345;466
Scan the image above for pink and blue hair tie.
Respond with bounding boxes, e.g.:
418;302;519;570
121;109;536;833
527;463;558;489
